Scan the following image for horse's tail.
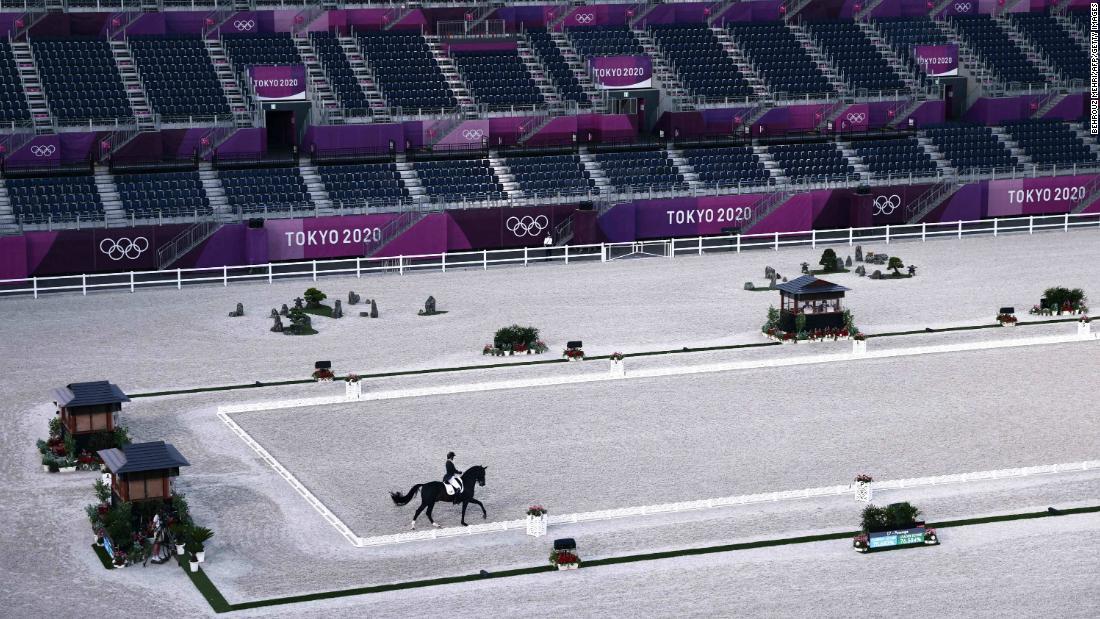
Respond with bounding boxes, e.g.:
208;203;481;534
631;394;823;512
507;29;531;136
390;484;422;506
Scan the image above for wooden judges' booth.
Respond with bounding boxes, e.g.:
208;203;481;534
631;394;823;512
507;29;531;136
776;275;850;333
98;441;190;503
51;381;129;441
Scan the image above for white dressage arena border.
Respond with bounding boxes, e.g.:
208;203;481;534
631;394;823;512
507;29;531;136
218;330;1099;416
213;329;1100;547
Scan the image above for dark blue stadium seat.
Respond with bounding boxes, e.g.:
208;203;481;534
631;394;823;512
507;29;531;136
318;162;409;208
6;174;105;224
682;146;773;189
527;29;588;105
116;170;212;219
1008;12;1088;83
650;24;754;101
219;167;314;214
567;26;645;58
727;22;833;98
358;31;456;112
505;154;597;197
852;137;938;178
592;149;686;192
413;159;505;201
1004;119;1097;167
805;20;906;93
32;38;132;125
768;142;855;182
0;42;30;126
452;50;544;111
950;15;1045;88
131;36;231;122
925;125;1017;171
310;32;371;114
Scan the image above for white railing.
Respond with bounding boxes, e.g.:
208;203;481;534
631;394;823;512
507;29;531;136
2;211;1099;299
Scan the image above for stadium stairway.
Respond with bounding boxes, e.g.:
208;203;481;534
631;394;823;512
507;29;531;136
709;26;770;100
916;134;958;175
339;35;389;122
1053;13;1088;48
394;159;426;200
786;24;850;97
1070;123;1100;157
198;163;232;220
937;19;1001;97
665;146;703;191
203;38;252;127
836;142;871;182
753;146;791;185
298;162;334;215
993;13;1064;85
486;152;524;200
11;40;53;133
0;182;16;234
109;39;155;131
990;126;1034;166
856;21;927;94
293;35;344;125
633;28;693;110
577;148;612;194
516;36;565;112
93;166;127;226
548;30;604;108
425;36;478;119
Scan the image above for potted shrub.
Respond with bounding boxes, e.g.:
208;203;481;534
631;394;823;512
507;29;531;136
59;458;76;473
171;523;187;556
190;526;213;563
526;505;548;537
532;340;549;354
113;550;128;569
188;551;200;573
41;454;52;472
550;549;580;570
924;528;939;545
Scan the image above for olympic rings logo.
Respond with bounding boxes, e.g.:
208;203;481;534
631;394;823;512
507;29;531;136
461;129;485;141
505;215;549;238
573;13;595;24
233;19;256;31
872;195;901;216
30;145;56;157
846;113;866;124
99;237;149;261
953;3;971;12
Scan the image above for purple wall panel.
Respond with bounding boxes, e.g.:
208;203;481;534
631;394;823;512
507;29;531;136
6;134;62;169
303;124;404;155
59;132;97;166
163;11;207;35
375;213;447;257
0;235;28;281
262;214;397;261
214;128;266;159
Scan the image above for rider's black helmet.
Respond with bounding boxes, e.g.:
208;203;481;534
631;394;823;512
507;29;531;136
447;451;455;460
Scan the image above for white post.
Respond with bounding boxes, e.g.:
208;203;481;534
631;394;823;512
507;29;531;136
1029;216;1034;234
993;218;998;237
177;268;181;290
268;263;273;284
312;261;317;281
82;275;86;296
921;222;926;242
345;380;362;400
525;246;530;266
852;339;867;355
848;227;853;246
885;225;890;244
698;236;703;255
483;249;487;270
774;232;779;251
526;514;548;538
854;481;872;503
1065;213;1069;231
442;253;446;272
811;229;816;249
399;256;404;275
609;358;625;378
356;257;361;278
33;277;38;299
1078;320;1093;340
130;272;135;293
957;220;962;239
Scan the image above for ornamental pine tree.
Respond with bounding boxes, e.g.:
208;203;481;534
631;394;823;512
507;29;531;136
888;257;904;276
819;248;838;271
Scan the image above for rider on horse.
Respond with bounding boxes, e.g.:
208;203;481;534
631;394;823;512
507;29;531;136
443;451;464;495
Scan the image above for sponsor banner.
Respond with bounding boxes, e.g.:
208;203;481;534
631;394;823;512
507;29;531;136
589;56;653;90
249;65;306;101
985;174;1098;217
264;214;398;261
836;104;869;133
913;45;958;77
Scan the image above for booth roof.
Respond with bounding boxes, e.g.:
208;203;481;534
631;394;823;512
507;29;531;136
98;441;190;474
775;275;850;296
51;381;130;408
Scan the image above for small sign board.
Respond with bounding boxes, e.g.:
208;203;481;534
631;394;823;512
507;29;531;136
868;526;925;550
102;534;115;559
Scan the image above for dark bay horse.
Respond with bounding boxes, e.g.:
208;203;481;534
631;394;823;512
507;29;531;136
390;465;488;529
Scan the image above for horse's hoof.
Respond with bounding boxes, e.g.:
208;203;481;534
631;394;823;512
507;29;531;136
462;522;469;527
410;522;416;530
432;522;441;528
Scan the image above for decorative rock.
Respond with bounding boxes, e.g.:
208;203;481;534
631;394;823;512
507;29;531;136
744;281;755;291
270;308;278;319
765;266;775;280
870;270;882;280
228;302;244;318
855;265;866;277
781;276;787;282
424;296;436;314
800;262;809;274
907;265;917;276
835;257;844;271
854;246;863;262
348;291;360;305
270;315;284;333
359;311;370;318
768;274;778;289
280;304;289;317
369;299;379;319
845;256;853;267
332;300;343;319
294;297;304;310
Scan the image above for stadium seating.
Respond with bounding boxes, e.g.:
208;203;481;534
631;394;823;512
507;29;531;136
682;146;772;188
567;26;645;58
925;125;1017;171
413;159;505;201
222;33;301;72
592;149;686;192
452;51;544;111
0;42;30;126
950;15;1045;88
310;32;371;114
768;142;855;182
317;162;408;208
219;167;314;214
505;153;597;197
649;24;754;101
727;22;833;98
115;170;212;219
805;20;905;93
526;29;588;105
358;31;456;112
31;38;132;125
875;17;951;87
6;174;104;224
852;137;938;178
1008;12;1088;83
130;36;231;122
1003;120;1097;167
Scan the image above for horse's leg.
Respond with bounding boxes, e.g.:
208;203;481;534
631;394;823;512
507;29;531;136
411;498;428;529
468;497;487;519
426;501;440;528
460;500;469;526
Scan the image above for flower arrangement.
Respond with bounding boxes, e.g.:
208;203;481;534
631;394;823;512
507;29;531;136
532;340;549;354
549;549;580;568
852;533;869;552
996;313;1018;325
609;352;624;361
563;348;585;359
854;474;873;484
527;505;548;517
1081;316;1091;324
311;368;335;381
853;333;866;341
345;373;360;383
924;528;938;544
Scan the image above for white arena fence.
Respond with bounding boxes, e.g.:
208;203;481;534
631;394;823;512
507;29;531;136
1;212;1099;298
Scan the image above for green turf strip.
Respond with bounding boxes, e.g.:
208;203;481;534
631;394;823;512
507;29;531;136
179;504;1100;613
